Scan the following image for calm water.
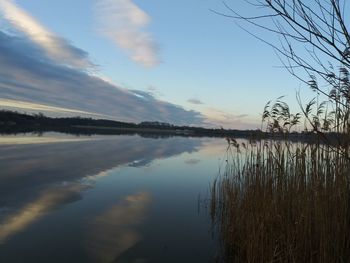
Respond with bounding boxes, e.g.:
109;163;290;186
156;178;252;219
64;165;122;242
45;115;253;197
0;133;227;263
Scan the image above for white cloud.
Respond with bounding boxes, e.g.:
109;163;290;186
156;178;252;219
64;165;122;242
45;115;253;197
0;31;203;126
0;98;104;117
95;0;160;67
202;107;258;129
0;0;92;69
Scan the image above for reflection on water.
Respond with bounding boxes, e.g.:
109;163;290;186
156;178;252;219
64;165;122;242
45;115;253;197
0;134;200;206
0;183;88;243
184;158;201;165
86;192;151;263
0;134;93;145
0;133;226;262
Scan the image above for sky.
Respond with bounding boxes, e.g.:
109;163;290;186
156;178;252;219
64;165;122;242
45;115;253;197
0;0;313;129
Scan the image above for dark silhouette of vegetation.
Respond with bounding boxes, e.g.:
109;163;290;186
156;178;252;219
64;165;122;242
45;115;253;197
211;137;350;262
0;110;137;128
0;110;265;138
210;1;350;262
2;110;350;143
211;97;350;262
218;0;350;105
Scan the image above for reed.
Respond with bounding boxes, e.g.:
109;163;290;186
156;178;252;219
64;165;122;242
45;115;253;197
211;92;350;262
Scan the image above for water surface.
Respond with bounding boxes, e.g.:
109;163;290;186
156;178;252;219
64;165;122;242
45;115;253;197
0;133;226;263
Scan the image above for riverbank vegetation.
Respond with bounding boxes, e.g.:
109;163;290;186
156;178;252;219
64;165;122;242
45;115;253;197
210;1;350;261
211;94;350;262
0;110;262;137
211;127;350;262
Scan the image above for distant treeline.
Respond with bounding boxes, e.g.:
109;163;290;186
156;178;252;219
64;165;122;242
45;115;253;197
0;110;343;142
0;110;261;137
0;110;137;128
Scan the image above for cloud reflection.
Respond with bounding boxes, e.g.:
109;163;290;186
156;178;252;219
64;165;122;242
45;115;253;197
0;135;202;245
0;136;201;204
185;158;201;165
86;192;151;262
0;183;87;243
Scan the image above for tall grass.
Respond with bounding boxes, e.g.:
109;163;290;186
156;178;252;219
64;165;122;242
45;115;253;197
211;91;350;262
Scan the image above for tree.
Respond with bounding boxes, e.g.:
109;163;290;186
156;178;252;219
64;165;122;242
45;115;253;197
219;1;349;99
218;0;350;134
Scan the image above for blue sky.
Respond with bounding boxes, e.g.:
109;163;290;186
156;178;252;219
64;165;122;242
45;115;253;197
0;0;313;129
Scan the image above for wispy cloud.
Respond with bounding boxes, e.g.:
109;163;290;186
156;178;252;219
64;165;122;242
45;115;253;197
0;1;201;126
185;158;201;165
188;98;204;105
202;107;258;129
0;30;203;126
235;114;249;118
147;85;163;97
0;0;92;69
95;0;160;67
0;98;103;117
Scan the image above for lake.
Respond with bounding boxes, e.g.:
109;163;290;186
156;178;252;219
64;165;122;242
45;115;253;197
0;133;227;263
